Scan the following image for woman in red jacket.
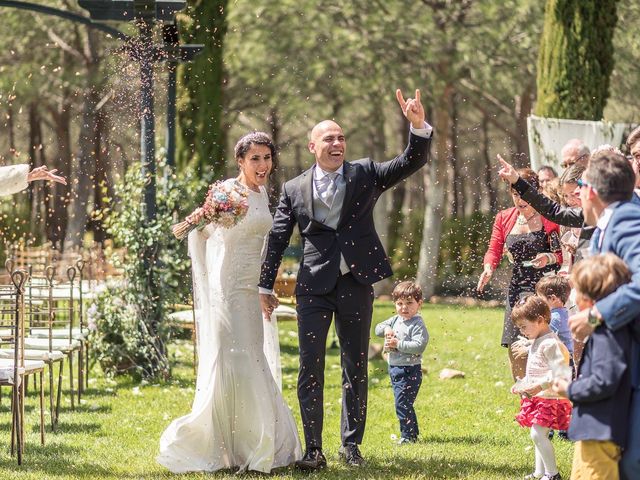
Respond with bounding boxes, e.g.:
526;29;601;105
477;168;562;381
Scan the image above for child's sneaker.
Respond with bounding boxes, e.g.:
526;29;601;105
524;474;542;479
541;473;562;480
397;437;417;445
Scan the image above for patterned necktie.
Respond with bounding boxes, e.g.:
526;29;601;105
322;172;339;208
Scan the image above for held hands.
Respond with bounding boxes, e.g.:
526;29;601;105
396;89;425;129
476;264;494;293
497;155;519;185
259;293;279;322
27;166;67;185
552;378;569;398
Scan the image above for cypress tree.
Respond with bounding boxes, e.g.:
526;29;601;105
535;0;618;120
177;0;228;177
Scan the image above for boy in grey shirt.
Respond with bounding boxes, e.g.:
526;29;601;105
375;281;429;444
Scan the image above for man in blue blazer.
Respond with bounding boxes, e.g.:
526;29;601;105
569;151;640;480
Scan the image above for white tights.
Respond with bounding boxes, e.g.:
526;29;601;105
530;424;558;477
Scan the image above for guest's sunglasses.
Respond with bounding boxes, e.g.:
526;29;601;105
576;178;592;189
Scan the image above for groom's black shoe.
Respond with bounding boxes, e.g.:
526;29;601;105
338;443;365;467
295;448;327;471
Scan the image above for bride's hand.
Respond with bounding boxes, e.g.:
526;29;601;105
186;207;205;225
259;293;279;321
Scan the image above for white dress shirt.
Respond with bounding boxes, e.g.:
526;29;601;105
595;201;621;249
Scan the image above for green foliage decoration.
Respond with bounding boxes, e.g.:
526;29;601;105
90;155;206;379
535;0;619;120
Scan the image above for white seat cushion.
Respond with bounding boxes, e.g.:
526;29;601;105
0;349;65;362
0;358;46;382
0;328;14;337
24;337;80;352
29;327;87;340
167;310;194;324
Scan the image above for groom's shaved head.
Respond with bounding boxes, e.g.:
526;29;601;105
308;120;346;172
310;120;342;141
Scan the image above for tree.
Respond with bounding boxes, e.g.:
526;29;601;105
176;0;228;179
535;0;619;120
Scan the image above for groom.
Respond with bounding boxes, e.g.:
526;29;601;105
259;89;432;469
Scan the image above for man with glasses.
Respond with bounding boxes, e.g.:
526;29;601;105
561;139;590;169
626;126;640;192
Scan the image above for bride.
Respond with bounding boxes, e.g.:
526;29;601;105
157;132;302;473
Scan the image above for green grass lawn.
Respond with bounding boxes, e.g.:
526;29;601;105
0;302;574;479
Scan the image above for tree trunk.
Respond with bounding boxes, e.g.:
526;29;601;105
482;113;499;212
449;92;461;216
28;104;44;242
370;98;391;295
416;84;453;299
64;30;101;249
267;107;281;207
513;82;534;166
7;103;16;154
177;0;229;179
92;110;109;244
47;101;72;248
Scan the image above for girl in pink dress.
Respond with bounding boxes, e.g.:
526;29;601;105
510;295;572;480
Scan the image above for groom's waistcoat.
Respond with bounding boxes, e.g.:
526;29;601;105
313;174;346;229
260;132;431;296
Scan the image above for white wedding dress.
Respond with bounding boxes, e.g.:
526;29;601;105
157;180;302;473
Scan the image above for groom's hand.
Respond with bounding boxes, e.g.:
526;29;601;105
396;88;425;129
259;293;279;322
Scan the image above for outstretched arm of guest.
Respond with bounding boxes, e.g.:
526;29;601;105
498;155;583;227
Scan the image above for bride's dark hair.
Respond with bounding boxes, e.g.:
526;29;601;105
234;131;277;171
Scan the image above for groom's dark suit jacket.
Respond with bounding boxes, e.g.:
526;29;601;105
260;132;431;295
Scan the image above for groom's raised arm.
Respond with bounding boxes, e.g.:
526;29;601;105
259;182;296;292
372;127;431;191
372;88;431;191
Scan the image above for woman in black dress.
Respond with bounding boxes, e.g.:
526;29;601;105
477;168;562;380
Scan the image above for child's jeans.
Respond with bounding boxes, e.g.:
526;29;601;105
389;364;423;440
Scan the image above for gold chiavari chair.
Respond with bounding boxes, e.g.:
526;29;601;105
23;266;82;411
0;270;46;464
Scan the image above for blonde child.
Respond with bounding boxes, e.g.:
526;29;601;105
511;295;572;480
553;254;632;480
374;281;429;445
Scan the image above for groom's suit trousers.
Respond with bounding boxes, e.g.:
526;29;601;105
296;272;374;449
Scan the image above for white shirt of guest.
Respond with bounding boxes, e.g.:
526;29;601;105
595;201;621;249
0;164;29;196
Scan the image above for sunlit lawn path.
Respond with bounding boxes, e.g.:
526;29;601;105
0;302;573;479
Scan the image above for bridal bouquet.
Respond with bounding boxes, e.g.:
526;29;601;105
172;181;250;240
